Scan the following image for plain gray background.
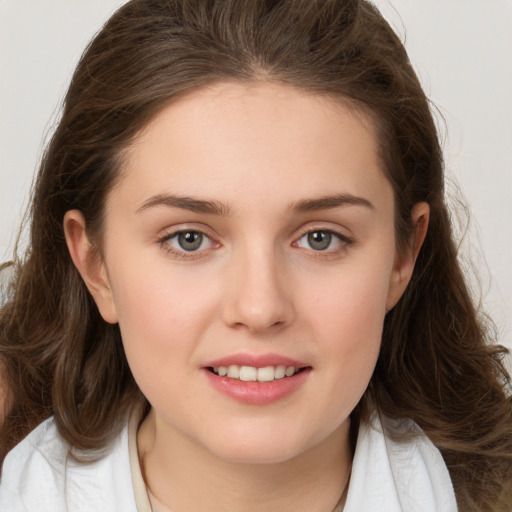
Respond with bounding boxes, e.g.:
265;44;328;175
1;0;511;350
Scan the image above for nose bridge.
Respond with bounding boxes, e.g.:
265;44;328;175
223;236;293;333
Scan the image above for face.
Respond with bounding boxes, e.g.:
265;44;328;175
69;82;417;464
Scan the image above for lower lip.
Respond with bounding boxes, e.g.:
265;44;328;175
203;368;311;405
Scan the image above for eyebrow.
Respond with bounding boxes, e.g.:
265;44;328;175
289;194;374;214
136;194;231;216
136;192;373;216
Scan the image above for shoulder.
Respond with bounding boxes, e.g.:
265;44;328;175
0;417;137;512
344;414;458;512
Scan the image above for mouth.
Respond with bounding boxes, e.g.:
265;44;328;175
207;364;307;382
203;358;312;405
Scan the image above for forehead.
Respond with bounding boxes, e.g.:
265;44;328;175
114;82;390;214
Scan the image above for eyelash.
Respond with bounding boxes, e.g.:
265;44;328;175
294;227;353;256
157;227;353;260
157;228;218;260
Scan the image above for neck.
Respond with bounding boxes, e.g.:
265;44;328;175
138;410;352;512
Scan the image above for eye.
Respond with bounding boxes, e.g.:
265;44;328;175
160;229;216;255
295;229;350;252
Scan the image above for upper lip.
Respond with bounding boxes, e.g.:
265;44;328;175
203;353;310;369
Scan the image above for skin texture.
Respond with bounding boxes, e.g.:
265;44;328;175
64;82;428;511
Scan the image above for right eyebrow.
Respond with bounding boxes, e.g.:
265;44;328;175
289;193;374;214
136;194;231;216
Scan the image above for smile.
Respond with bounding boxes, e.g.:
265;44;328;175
204;360;311;405
210;365;301;382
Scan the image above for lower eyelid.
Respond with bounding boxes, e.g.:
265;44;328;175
158;228;221;259
157;228;351;258
180;231;209;245
295;229;352;248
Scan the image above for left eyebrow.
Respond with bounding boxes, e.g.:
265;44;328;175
136;194;231;216
289;194;374;214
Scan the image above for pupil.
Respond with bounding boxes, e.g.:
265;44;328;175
308;231;331;251
178;231;202;251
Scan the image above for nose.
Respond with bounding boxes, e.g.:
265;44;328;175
221;245;295;335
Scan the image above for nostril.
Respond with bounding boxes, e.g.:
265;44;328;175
221;280;295;333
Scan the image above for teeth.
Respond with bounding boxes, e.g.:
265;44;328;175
240;366;257;381
285;366;296;377
274;365;286;379
212;364;299;382
227;365;240;378
257;366;275;382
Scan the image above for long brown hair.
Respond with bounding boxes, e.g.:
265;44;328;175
1;1;511;509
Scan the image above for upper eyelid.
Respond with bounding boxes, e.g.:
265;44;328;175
157;227;217;252
295;230;351;244
294;224;352;240
292;225;355;252
156;223;353;247
158;229;218;260
157;224;216;241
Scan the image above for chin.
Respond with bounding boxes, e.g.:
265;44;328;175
214;443;304;465
202;426;317;465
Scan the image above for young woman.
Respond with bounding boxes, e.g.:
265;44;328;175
1;1;511;511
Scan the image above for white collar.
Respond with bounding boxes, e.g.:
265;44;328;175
344;413;458;511
128;408;457;512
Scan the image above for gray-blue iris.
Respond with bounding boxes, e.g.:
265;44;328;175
178;231;203;251
308;231;331;251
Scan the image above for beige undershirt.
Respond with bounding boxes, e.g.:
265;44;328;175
127;407;346;512
128;407;169;512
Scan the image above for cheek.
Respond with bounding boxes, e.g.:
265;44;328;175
304;256;392;336
109;245;213;327
105;250;219;374
301;254;393;384
108;268;209;406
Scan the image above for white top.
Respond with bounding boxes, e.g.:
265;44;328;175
0;410;457;511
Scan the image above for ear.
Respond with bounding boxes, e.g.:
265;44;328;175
386;202;430;311
63;210;118;324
